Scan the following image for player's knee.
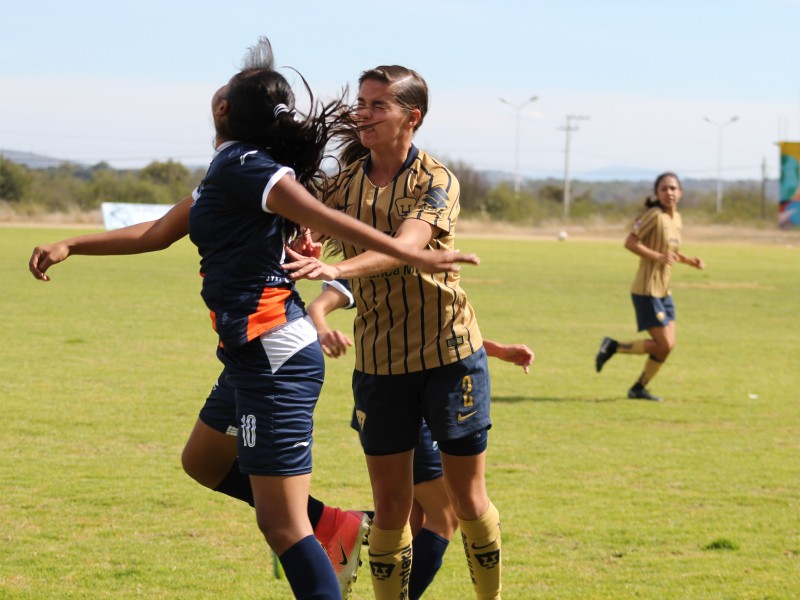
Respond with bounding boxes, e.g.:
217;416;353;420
181;447;219;489
426;507;458;539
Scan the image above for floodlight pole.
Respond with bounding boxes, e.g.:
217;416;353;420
703;115;738;213
499;95;538;197
560;115;590;218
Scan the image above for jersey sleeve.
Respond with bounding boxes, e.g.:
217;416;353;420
631;207;660;240
321;278;355;309
407;166;460;234
221;149;295;213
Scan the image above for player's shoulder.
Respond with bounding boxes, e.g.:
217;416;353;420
332;156;367;187
415;149;455;177
633;205;663;228
214;142;280;173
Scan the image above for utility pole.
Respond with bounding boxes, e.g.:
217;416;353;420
761;156;767;220
703;115;738;213
560;115;589;218
499;96;538;197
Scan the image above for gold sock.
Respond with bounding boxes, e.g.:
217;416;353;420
636;355;664;387
617;339;647;354
367;523;413;600
459;502;502;600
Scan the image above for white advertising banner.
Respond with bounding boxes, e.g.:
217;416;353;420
101;202;172;230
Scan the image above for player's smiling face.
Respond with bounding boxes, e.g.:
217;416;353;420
656;176;682;212
356;79;417;150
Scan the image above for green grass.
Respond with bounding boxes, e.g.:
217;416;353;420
2;226;798;599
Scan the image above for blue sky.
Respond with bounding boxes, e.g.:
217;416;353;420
2;0;798;180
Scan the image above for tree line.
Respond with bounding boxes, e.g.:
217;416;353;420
0;156;778;225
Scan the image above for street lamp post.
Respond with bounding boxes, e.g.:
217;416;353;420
703;115;738;213
499;96;538;197
560;114;589;219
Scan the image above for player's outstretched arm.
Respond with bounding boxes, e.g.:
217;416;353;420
483;339;535;375
306;285;354;358
29;197;192;281
676;251;705;270
269;177;478;276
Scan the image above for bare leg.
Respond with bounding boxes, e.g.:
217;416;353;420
181;418;237;488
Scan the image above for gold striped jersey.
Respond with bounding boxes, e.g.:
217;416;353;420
629;206;683;297
327;146;483;375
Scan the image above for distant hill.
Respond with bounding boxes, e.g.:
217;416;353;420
0;149;83;169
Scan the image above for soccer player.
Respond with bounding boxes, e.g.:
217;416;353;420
282;65;503;600
306;278;534;599
594;172;705;402
28;38;477;600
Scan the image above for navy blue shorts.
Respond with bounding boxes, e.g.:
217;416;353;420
413;421;443;484
349;412;444;484
214;319;325;477
352;347;491;456
631;293;676;331
198;368;238;436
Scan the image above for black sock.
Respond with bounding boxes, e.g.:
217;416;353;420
212;459;254;506
307;495;325;530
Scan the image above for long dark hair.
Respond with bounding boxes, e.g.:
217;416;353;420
218;38;356;236
644;171;682;210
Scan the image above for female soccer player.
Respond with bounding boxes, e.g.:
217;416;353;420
594;172;704;402
283;65;503;600
306;278;533;599
28;39;476;600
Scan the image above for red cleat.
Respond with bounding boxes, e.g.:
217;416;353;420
315;507;371;598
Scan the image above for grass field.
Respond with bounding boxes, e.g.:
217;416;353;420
2;225;798;599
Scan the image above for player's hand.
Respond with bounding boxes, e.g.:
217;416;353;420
288;229;323;258
29;242;70;281
690;256;705;270
408;249;479;274
658;252;677;266
318;330;353;358
282;246;339;281
496;343;535;374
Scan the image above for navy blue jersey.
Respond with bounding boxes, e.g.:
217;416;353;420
189;141;306;348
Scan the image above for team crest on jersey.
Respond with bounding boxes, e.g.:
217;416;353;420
394;196;415;218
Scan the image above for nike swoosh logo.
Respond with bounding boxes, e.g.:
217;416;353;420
368;550;394;558
292;441;310;448
457;411;478;422
472;539;498;550
338;541;348;565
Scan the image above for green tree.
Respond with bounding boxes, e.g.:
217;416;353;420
450;159;490;214
0;157;33;202
140;160;190;186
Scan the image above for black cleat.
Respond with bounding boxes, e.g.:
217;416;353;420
628;387;662;402
595;337;618;372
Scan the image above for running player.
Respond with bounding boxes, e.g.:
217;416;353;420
283;65;503;600
595;172;705;402
28;39;477;600
306;278;533;599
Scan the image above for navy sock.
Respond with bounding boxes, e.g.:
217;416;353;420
212;459;254;506
279;535;340;599
307;495;325;530
213;461;325;526
409;528;450;600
